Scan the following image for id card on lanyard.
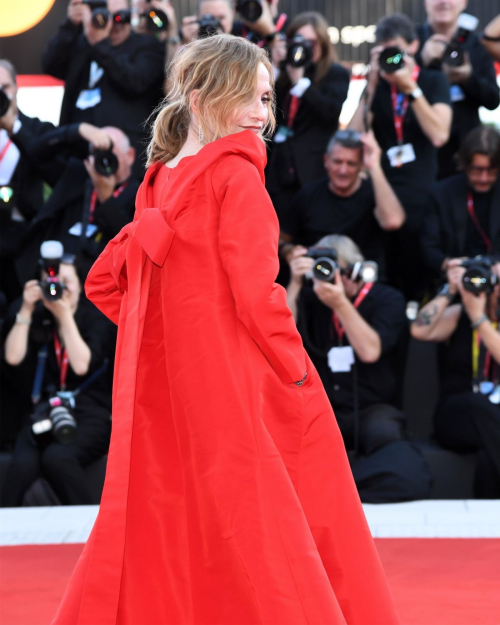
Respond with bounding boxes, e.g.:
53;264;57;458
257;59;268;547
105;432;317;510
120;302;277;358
274;93;300;144
467;191;492;253
54;330;69;391
328;283;374;372
387;65;420;168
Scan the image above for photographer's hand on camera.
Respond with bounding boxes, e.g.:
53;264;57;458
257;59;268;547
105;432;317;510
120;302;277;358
420;33;448;68
84;155;116;203
78;123;112;151
442;51;473;84
82;3;113;45
67;0;85;26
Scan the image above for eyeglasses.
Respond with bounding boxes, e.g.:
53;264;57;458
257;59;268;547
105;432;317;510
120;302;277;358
467;165;498;175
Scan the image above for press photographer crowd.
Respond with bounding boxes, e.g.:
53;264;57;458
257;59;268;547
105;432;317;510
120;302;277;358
1;0;499;506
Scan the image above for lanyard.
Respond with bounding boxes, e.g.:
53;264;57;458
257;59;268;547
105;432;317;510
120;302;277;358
0;138;12;164
332;282;374;344
472;323;498;384
53;330;69;391
390;65;420;146
88;182;128;224
467;191;492;252
287;94;300;129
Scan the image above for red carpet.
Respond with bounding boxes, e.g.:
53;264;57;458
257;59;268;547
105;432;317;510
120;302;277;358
1;539;499;625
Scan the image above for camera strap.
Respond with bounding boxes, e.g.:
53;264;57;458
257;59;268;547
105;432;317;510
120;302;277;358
31;344;49;405
390;65;420;146
88;182;129;225
53;330;69;391
467;191;492;253
0;138;12;164
287;94;301;129
332;282;374;345
472;322;498;391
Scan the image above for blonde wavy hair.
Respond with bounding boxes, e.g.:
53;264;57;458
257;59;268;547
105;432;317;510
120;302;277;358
147;34;276;166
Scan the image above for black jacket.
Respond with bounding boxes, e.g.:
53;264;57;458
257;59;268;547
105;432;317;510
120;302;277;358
42;21;165;173
15;158;139;286
416;23;500;179
421;173;500;273
266;63;350;189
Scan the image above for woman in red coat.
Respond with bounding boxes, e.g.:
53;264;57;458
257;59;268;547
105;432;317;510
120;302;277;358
53;34;400;625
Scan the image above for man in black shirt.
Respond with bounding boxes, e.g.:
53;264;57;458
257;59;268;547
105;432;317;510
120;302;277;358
286;234;432;502
416;0;500;179
42;0;165;177
15;124;139;287
411;259;500;497
349;14;452;300
422;126;500;276
280;129;405;279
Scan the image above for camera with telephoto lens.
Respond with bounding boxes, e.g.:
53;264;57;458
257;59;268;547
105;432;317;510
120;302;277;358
236;0;262;22
286;34;314;68
197;14;222;38
305;248;378;283
461;256;499;295
142;5;169;32
90;141;119;177
82;0;110;29
0;88;11;117
379;45;405;73
31;394;77;445
38;241;67;301
442;13;479;67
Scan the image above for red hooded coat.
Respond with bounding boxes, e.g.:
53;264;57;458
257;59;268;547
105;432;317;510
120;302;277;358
52;130;400;625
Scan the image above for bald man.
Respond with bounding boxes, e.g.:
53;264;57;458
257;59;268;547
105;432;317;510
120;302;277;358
15;122;140;285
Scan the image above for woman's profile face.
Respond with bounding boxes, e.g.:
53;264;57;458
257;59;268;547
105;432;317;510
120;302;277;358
231;63;273;138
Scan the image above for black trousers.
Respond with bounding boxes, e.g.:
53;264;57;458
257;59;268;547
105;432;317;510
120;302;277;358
1;401;111;507
336;403;432;502
435;392;500;498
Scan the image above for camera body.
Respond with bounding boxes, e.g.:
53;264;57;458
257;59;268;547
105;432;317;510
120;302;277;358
442;13;479;67
31;394;77;445
0;88;11;117
379;46;405;74
91;141;119;177
305;248;378;284
198;14;223;38
38;241;66;301
82;0;110;29
236;0;262;22
461;256;499;295
286;34;314;68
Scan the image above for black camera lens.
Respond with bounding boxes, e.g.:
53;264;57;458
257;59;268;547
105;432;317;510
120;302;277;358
286;35;313;68
198;14;222;38
93;144;119;177
0;89;10;117
113;9;132;25
442;42;464;67
237;0;262;22
50;405;78;444
92;7;111;28
143;8;169;31
379;46;405;73
312;257;338;282
461;257;498;295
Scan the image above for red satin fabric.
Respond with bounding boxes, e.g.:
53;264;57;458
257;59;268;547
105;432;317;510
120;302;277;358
52;130;400;625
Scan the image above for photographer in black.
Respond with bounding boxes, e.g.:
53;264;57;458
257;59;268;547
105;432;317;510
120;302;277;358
417;0;500;179
15;123;139;287
42;0;165;177
0;59;60;306
287;235;431;502
349;13;452;301
280;129;406;279
1;246;112;506
422;125;500;276
411;258;500;498
265;12;350;222
180;0;278;45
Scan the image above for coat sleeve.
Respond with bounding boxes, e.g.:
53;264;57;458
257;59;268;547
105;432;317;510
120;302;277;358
214;155;307;386
84;222;134;325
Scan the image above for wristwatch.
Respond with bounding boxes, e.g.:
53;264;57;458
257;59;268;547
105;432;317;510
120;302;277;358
15;313;32;325
408;87;423;102
168;35;180;45
437;284;456;303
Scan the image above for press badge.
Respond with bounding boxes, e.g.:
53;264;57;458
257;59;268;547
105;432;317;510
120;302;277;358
76;88;102;110
387;143;416;168
274;125;294;143
327;346;355;373
450;85;465;102
69;222;98;237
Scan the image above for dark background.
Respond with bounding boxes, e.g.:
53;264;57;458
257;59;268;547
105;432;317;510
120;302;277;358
0;0;498;73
